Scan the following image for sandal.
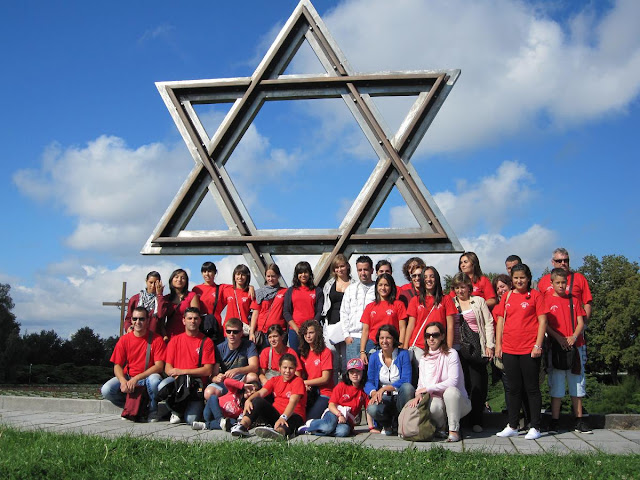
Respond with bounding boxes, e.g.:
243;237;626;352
446;432;461;442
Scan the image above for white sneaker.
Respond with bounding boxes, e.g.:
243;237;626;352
220;418;230;432
524;427;541;440
169;413;182;425
191;421;206;430
496;425;519;437
230;423;251;437
297;419;313;435
255;426;285;440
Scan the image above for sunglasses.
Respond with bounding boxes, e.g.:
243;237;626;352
131;317;147;322
226;329;241;335
553;258;570;264
410;273;422;279
424;332;442;339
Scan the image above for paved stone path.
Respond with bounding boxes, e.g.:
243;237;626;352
2;410;640;455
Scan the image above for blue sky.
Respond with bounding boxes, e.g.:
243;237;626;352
1;0;638;338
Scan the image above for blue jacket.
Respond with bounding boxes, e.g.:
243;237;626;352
364;348;412;395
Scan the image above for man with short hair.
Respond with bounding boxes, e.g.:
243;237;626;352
505;255;522;275
101;307;166;421
158;307;216;424
203;317;259;401
538;248;592;321
340;255;376;368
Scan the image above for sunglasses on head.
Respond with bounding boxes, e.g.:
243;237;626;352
226;329;241;335
424;332;441;339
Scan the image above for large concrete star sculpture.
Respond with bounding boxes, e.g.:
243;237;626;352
142;0;463;284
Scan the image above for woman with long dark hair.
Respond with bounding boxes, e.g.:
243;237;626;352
160;268;199;340
283;261;323;354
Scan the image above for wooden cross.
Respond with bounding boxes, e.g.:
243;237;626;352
102;281;127;336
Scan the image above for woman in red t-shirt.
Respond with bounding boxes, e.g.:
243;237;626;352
298;320;334;420
258;325;302;385
495;264;547;441
404;267;456;372
160;269;199;340
398;257;426;294
221;264;253;334
359;273;407;365
250;263;287;350
283;261;323;355
450;252;497;309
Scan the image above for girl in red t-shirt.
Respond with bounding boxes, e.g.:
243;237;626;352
359;273;407;365
298;320;334;420
160;269;200;340
221;264;253;334
298;357;368;437
450;252;497;309
495;264;547;441
258;324;302;385
283;261;323;354
250;263;287;350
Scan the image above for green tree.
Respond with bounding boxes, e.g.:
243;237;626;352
579;254;640;382
22;329;65;365
68;327;105;366
0;284;23;381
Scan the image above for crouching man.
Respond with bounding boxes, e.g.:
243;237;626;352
157;307;216;424
101;306;166;421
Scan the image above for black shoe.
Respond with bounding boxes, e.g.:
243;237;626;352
547;419;559;434
574;419;593;434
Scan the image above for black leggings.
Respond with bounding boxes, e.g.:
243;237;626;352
246;396;304;436
460;356;488;426
502;353;541;430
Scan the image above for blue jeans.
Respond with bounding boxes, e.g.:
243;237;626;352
157;376;204;423
308;411;352;437
366;382;415;429
288;329;300;355
101;374;162;415
306;394;330;420
202;397;237;430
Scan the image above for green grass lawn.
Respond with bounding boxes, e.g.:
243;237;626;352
1;427;638;480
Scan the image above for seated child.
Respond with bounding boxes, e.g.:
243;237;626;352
191;379;260;431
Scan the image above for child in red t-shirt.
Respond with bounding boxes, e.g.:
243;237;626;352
298;357;368;437
191;378;260;431
298;320;334;420
231;353;307;440
545;268;589;433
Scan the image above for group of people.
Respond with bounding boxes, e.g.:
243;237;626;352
102;247;593;441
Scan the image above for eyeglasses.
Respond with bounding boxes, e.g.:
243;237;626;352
131;317;147;322
410;273;422;279
424;332;441;339
553;258;570;264
226;329;241;335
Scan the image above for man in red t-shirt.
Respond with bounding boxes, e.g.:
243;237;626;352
101;307;166;421
157;307;216;424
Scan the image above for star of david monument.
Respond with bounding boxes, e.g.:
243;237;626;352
142;0;463;284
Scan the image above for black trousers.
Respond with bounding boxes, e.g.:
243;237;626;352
460;356;488;426
502;353;541;430
246;396;304;436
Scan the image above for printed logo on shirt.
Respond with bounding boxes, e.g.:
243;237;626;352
242;297;249;303
370;311;377;317
473;286;480;293
417;305;425;310
286;391;292;399
310;293;316;299
276;294;284;299
550;304;559;313
385;309;394;316
227;296;234;302
314;359;321;366
520;302;530;309
341;394;351;402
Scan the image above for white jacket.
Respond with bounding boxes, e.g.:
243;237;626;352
340;281;376;338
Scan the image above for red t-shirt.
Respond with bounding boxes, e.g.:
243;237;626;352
259;347;303;372
263;375;307;420
222;286;252;325
250;288;287;333
449;276;496;302
110;331;166;377
538;273;593;307
328;382;369;425
193;283;227;320
162;291;198;339
498;290;547;355
545;295;586;347
290;286;318;327
300;347;334;397
398;283;413;293
218;378;246;419
360;300;407;342
406;296;456;349
166;332;216;370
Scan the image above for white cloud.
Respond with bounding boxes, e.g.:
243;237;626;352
288;0;640;154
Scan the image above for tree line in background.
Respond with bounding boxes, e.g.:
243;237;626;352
0;254;638;385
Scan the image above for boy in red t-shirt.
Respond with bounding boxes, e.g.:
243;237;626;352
545;268;590;434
